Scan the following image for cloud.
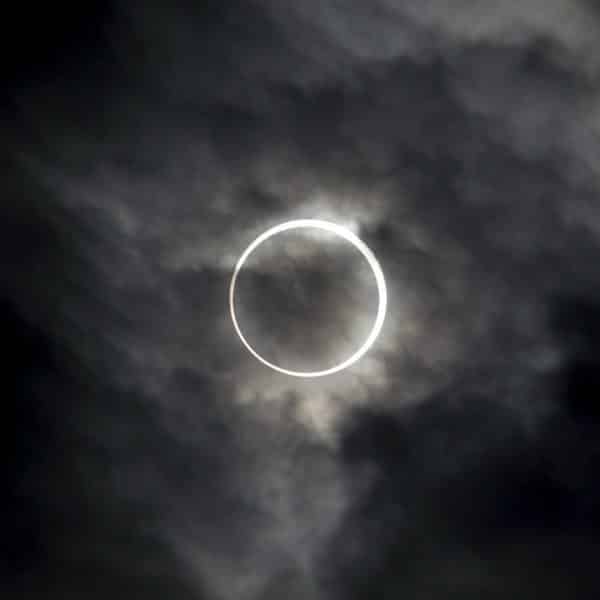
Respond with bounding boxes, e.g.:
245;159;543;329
6;0;600;598
327;294;600;599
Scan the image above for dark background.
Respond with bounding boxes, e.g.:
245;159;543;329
4;2;600;599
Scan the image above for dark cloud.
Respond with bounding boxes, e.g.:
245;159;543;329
5;0;600;598
327;294;600;599
1;165;207;599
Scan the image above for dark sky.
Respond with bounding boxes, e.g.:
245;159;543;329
4;1;600;598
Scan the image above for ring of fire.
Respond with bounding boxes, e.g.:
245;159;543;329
229;219;387;378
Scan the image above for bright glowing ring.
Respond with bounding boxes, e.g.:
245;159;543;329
229;219;387;378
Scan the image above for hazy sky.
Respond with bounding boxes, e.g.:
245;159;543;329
4;1;600;598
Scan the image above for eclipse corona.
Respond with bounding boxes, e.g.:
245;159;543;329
229;219;387;377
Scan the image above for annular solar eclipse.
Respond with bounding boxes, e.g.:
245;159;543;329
229;219;387;377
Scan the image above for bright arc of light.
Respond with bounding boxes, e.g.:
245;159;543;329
229;219;387;378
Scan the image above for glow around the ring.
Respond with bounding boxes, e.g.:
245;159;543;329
229;219;387;378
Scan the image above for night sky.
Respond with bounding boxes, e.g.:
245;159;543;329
4;2;600;598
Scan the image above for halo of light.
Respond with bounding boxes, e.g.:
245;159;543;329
229;219;387;378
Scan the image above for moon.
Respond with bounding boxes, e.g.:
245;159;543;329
229;219;387;377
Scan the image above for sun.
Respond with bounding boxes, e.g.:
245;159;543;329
229;219;387;377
